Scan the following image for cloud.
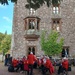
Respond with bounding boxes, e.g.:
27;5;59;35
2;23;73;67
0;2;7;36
0;4;7;8
3;16;12;23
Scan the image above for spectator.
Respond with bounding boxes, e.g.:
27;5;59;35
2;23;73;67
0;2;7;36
4;54;9;66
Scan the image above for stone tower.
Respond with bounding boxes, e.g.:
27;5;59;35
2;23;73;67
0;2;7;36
11;0;75;58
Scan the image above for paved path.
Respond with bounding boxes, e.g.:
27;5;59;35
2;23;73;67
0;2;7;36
0;62;41;75
0;62;75;75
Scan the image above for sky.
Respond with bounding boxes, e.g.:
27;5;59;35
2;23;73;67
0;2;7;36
0;2;14;34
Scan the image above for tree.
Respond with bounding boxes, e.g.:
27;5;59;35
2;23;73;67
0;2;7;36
25;0;61;10
0;35;11;55
0;32;5;46
0;0;62;9
0;32;6;54
0;0;17;5
41;30;64;56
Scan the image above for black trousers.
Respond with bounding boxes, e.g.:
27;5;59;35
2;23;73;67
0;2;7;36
58;65;63;74
29;64;33;75
15;63;24;71
41;65;49;75
58;65;67;74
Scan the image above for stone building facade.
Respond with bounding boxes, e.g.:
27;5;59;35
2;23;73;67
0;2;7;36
11;0;75;58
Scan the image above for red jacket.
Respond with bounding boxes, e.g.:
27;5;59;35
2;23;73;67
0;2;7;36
12;59;18;67
23;59;29;71
37;59;42;66
45;59;54;74
45;59;51;68
27;54;36;65
62;60;69;70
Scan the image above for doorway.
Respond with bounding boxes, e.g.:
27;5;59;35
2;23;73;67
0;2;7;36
61;46;69;57
28;46;36;55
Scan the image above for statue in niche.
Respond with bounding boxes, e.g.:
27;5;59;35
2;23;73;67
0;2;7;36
29;20;35;29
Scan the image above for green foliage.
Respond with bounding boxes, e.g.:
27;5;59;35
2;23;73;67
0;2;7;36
52;0;61;5
0;32;5;46
0;0;8;5
0;33;11;55
25;0;61;10
41;30;64;56
0;0;17;5
0;0;62;9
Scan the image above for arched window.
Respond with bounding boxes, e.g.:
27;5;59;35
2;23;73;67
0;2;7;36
29;8;36;15
29;20;35;29
52;5;60;14
52;19;61;32
28;46;35;55
61;46;69;57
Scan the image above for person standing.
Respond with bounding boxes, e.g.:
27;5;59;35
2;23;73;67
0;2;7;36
58;57;69;75
4;54;8;66
27;52;36;75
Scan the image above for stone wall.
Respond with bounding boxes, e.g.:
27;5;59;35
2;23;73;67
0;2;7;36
11;0;75;58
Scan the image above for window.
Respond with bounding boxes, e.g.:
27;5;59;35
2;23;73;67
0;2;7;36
28;46;35;55
29;8;36;15
52;19;61;32
61;46;69;57
52;5;60;14
24;17;40;31
28;18;40;30
29;19;35;29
